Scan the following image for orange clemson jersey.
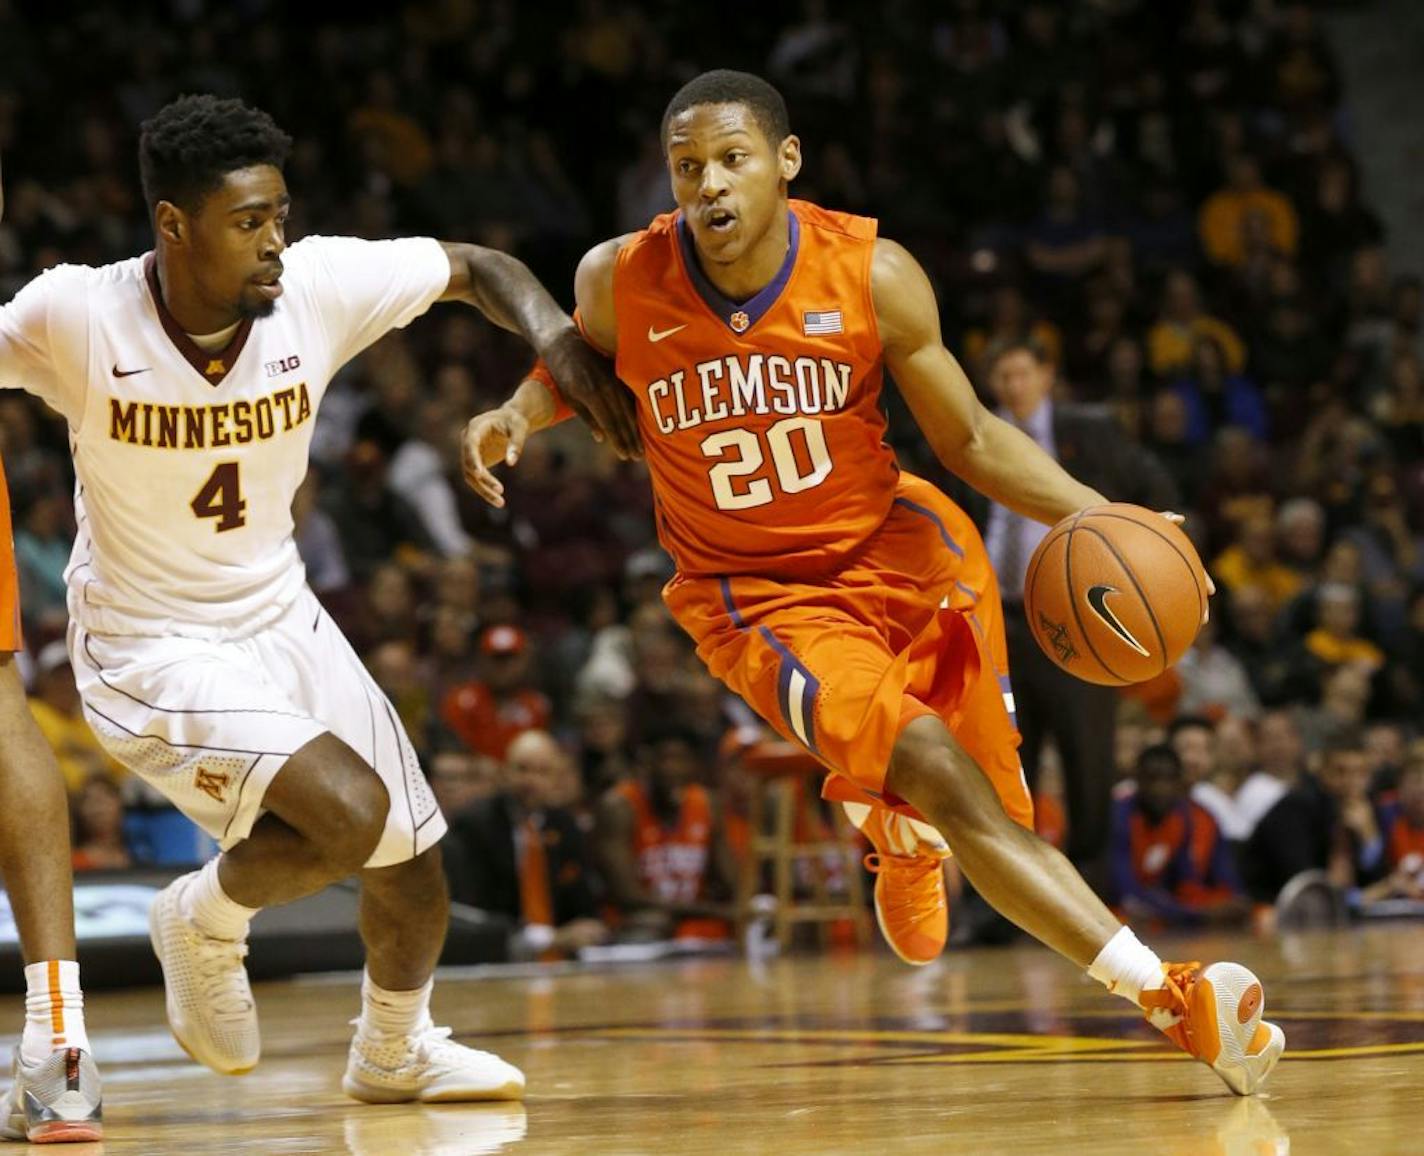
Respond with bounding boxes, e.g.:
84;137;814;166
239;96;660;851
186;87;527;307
615;780;715;907
612;199;898;580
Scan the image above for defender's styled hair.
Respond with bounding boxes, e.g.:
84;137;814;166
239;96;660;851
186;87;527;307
661;69;790;151
139;95;292;214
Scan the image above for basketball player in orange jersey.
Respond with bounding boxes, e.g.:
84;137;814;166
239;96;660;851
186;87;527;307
0;156;103;1144
466;70;1286;1094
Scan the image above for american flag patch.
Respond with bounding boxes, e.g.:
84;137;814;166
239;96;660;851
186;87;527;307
802;309;843;335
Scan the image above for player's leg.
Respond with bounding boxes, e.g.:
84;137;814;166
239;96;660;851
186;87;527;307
885;715;1285;1095
342;844;523;1104
262;592;522;1104
214;733;390;910
71;610;398;1075
0;656;103;1143
0;456;102;1143
145;731;391;1075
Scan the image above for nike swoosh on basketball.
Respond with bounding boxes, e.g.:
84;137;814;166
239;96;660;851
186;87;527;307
1086;584;1150;657
647;324;687;343
111;364;151;378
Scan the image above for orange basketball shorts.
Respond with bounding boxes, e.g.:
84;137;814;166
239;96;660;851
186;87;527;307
0;461;21;653
665;473;1032;829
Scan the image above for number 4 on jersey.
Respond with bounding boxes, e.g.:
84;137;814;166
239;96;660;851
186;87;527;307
191;462;247;531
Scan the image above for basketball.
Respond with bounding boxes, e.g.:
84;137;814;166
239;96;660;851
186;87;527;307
1023;504;1209;687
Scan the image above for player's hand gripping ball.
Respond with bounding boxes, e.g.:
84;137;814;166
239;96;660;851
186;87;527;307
1024;504;1210;686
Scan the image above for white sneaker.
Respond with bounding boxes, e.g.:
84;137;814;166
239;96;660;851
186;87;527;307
1142;961;1286;1096
343;1019;525;1103
0;1046;103;1143
148;872;260;1075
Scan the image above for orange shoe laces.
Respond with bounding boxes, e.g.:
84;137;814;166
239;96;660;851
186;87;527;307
1140;961;1202;1047
863;852;946;921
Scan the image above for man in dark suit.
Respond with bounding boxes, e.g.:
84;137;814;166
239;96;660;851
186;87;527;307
444;729;609;959
945;336;1180;875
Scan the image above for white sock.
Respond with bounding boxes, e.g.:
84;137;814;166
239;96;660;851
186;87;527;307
357;971;433;1041
1087;926;1166;1007
181;857;258;942
22;961;90;1065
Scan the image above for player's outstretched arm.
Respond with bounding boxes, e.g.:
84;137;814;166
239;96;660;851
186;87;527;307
461;235;636;507
873;239;1105;525
439;241;639;459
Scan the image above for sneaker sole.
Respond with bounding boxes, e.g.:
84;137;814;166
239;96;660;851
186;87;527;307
1200;963;1286;1096
28;1120;104;1143
342;1074;526;1104
148;891;258;1077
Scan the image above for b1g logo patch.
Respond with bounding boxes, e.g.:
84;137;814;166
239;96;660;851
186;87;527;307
265;354;301;377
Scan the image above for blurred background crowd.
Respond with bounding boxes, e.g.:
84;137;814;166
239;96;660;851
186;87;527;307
2;0;1422;955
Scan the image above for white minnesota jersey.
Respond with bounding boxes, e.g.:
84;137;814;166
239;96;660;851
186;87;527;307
0;235;450;639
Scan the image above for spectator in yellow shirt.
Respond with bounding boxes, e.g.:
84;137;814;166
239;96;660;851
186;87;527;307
1148;269;1247;377
26;642;126;795
1199;155;1300;268
1213;514;1304;611
1306;584;1385;670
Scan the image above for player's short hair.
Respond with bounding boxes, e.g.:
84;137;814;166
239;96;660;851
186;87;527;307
661;69;790;151
139;94;292;214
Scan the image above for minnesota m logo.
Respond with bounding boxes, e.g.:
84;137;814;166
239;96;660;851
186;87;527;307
194;766;230;803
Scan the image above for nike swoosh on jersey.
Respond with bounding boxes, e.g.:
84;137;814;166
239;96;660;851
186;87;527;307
647;324;687;343
1086;584;1150;657
111;365;151;378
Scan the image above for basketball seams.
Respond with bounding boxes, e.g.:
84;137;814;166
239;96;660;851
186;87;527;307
1063;519;1128;685
1080;525;1169;676
1089;511;1206;626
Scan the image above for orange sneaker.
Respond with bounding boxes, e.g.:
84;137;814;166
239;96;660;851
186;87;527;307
859;808;950;966
1141;961;1286;1095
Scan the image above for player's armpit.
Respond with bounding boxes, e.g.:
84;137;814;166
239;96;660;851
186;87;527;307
872;238;1103;525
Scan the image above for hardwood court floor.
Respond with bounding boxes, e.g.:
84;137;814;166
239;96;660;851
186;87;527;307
26;924;1424;1154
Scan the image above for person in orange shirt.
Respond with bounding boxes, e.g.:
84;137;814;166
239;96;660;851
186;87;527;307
593;723;738;940
439;624;552;760
464;70;1282;1093
1362;754;1424;903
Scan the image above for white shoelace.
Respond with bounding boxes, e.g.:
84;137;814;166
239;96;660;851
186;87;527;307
187;934;254;1021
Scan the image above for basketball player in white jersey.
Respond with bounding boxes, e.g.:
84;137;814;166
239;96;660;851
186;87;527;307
0;157;103;1143
0;95;637;1104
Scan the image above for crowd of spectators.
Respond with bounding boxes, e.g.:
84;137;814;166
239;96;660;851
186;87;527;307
3;0;1423;949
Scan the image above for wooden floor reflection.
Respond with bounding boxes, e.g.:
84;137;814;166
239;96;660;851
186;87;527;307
25;924;1424;1153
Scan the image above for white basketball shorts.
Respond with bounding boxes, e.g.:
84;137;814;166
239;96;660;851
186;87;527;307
70;586;446;869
